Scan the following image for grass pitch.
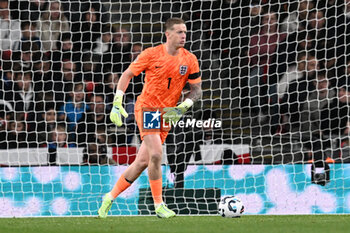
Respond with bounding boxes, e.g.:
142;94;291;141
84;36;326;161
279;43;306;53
1;215;350;233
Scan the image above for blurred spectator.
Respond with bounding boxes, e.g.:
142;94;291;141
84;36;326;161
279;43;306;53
0;92;13;117
94;24;113;73
82;142;114;165
322;0;340;29
337;59;350;89
103;72;119;107
13;21;41;51
314;77;350;181
308;9;326;33
124;43;144;136
93;24;112;56
58;82;89;146
280;0;314;33
50;123;69;148
269;7;325;87
14;0;47;21
111;26;132;73
52;59;81;109
301;71;336;133
50;32;79;71
307;9;333;66
7;120;27;149
0;61;19;100
277;52;307;100
248;10;284;74
81;52;102;83
248;11;286;119
229;0;261;63
247;2;262;34
39;0;70;52
191;0;222;53
130;43;142;62
33;55;52;97
48;123;75;165
124;43;143;100
112;27;131;53
32;56;62;112
280;54;319;131
0;0;21;53
322;79;350;137
12;40;41;70
79;94;112;143
12;70;37;125
0;102;12;148
36;102;57;146
271;30;314;81
96;125;108;144
73;2;101;52
60;59;78;86
322;0;341;57
0;110;7;149
330;0;350;71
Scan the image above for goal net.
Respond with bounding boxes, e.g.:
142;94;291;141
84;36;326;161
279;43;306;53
0;0;348;217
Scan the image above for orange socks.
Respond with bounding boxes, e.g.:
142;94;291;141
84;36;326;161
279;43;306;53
149;178;163;205
109;175;163;206
110;174;132;199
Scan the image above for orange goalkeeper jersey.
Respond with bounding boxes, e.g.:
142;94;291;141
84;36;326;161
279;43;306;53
128;44;201;108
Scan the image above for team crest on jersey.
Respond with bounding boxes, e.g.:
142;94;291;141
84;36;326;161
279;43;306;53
179;65;188;75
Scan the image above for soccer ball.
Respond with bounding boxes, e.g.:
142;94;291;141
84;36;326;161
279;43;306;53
218;196;244;218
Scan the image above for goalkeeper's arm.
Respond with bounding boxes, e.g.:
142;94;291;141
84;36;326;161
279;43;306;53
110;69;134;126
163;82;202;123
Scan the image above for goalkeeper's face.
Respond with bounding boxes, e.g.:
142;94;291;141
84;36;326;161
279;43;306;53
166;24;187;49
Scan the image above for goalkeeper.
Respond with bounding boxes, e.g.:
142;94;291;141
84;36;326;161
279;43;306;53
98;18;202;218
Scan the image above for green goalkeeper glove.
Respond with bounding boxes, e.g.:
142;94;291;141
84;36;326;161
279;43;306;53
163;99;194;124
110;90;128;127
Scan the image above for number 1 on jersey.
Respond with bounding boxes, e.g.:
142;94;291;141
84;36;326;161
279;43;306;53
167;77;172;89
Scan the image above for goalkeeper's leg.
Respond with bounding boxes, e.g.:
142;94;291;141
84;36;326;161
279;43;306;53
98;143;150;218
98;135;175;218
143;134;176;218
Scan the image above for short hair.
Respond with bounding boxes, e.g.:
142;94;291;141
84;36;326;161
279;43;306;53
44;102;55;112
56;32;71;50
21;21;31;30
55;123;67;132
102;24;112;34
73;82;84;92
165;18;185;31
297;52;307;61
132;43;142;49
90;93;104;101
316;70;327;80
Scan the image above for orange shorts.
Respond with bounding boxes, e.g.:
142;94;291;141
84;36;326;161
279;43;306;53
134;104;169;144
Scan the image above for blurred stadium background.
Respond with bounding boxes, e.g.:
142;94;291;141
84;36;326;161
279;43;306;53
1;0;350;218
